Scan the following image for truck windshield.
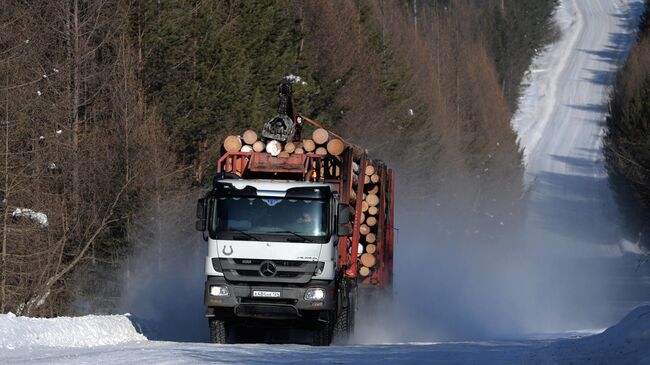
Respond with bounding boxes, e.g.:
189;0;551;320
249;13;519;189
211;196;329;243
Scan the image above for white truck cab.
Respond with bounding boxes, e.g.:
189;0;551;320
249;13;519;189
205;179;338;281
198;178;344;344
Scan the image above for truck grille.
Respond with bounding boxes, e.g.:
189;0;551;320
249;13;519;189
217;258;317;284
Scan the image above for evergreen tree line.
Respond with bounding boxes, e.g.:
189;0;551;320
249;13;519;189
606;0;650;249
0;0;557;315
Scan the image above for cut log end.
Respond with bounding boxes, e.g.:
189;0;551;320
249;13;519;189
365;194;379;207
360;224;370;235
285;142;296;153
252;141;266;152
242;129;258;145
366;234;376;245
326;139;345;156
266;140;282;156
312;128;329;145
224;135;242;153
359;266;371;277
360;253;376;268
303;139;316;152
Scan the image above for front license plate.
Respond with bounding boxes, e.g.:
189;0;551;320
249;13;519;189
252;290;281;298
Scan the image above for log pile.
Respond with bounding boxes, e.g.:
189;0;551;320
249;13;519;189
222;127;346;177
350;161;383;278
223;128;345;157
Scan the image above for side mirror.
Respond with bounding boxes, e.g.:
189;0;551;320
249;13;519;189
338;203;352;223
196;198;207;232
195;219;207;232
337;203;353;237
196;198;206;219
337;222;353;237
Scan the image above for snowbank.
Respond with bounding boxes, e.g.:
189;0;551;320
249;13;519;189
0;313;147;349
548;305;650;364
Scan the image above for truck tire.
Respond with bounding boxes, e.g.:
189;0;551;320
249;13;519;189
333;305;352;342
312;319;333;346
209;318;229;344
334;287;356;343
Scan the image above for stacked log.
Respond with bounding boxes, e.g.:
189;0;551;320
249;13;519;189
242;130;258;145
253;141;265;152
312;128;329;145
356;161;383;277
221;127;347;179
326;139;345;156
224;136;242;153
303;139;316;152
266;140;282;156
284;142;296;153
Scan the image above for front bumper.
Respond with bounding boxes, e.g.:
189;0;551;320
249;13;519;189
205;276;336;320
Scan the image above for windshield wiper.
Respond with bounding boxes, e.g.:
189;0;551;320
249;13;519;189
271;230;314;243
229;230;259;241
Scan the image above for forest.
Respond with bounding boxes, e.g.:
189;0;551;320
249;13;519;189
0;0;557;316
606;0;650;250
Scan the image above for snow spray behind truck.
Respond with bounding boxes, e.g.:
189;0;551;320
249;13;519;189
196;78;395;346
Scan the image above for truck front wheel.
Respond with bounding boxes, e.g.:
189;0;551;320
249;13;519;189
334;286;356;343
312;316;334;346
209;318;230;344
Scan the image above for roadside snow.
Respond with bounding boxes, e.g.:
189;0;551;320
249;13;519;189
548;305;650;364
0;313;146;349
511;0;577;170
1;307;649;364
12;208;48;227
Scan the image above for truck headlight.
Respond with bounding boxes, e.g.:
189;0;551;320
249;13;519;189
210;285;229;297
304;288;325;301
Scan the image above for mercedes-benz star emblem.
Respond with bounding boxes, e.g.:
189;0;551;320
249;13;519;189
259;261;277;277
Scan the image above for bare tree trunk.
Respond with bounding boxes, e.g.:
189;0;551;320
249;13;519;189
71;0;81;216
435;6;441;98
413;0;417;34
1;61;9;313
155;165;162;273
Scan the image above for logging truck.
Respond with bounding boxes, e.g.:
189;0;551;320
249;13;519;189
195;79;395;346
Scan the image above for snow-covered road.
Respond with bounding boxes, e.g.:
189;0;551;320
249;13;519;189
510;0;650;331
2;0;649;363
514;0;643;257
